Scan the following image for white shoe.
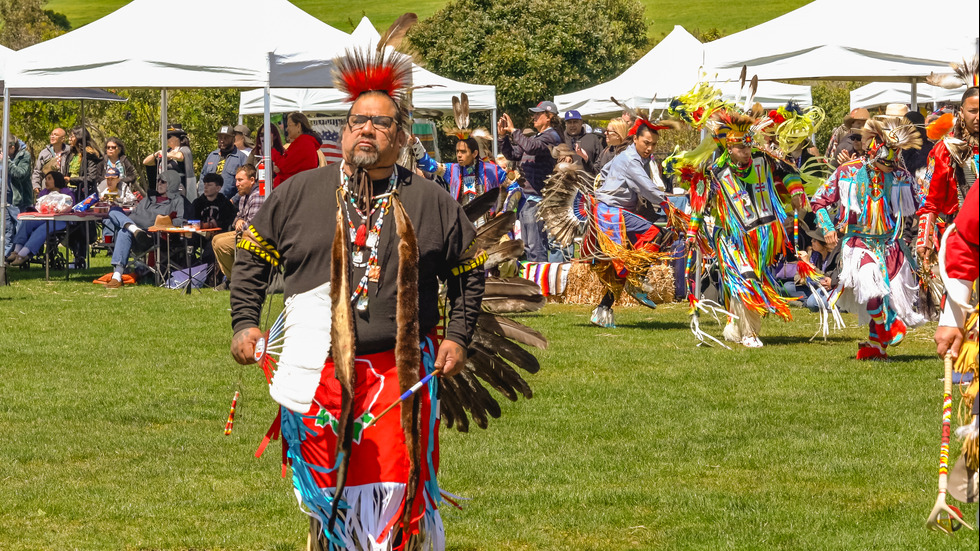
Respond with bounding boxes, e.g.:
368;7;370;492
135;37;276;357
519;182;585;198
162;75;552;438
740;335;763;348
590;305;615;328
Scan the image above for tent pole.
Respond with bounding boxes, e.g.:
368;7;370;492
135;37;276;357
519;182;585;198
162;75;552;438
160;89;168;178
491;108;498;159
910;79;918;111
264;53;272;198
0;87;10;286
80;99;86;194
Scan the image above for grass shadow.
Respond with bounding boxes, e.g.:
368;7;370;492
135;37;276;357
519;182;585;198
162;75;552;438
618;319;690;331
885;354;937;363
761;334;853;345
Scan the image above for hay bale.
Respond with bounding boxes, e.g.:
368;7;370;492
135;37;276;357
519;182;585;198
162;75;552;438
559;259;677;306
643;263;676;304
561;262;605;305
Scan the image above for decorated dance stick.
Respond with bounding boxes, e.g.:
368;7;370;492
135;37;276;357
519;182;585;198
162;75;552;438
224;390;240;436
793;211;800;250
361;368;442;430
925;352;973;533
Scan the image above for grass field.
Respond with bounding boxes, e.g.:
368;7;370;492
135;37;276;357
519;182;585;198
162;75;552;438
1;254;977;550
45;0;812;40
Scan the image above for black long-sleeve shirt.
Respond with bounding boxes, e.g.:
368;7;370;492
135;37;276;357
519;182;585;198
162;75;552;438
230;164;484;353
499;127;561;195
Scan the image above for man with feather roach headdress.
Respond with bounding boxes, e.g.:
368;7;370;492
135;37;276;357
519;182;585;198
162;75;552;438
228;15;484;550
916;57;979;263
811;116;927;360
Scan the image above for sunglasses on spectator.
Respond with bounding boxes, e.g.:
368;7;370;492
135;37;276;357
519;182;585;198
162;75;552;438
106;144;118;149
347;114;396;130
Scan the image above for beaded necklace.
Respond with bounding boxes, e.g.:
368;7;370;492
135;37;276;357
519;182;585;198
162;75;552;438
340;161;398;311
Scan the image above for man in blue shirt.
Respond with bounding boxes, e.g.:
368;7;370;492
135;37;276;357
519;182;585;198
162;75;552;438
199;125;248;199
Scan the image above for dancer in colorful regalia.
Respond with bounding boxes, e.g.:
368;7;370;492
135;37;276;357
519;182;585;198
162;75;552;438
933;181;979;513
916;59;979;265
588;118;680;326
412;94;509;210
536;116;686;328
228;15;544;550
665;78;816;348
811;116;927;360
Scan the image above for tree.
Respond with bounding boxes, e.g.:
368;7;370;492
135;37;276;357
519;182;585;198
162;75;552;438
809;81;861;152
10;89;242;190
0;0;68;50
409;0;647;124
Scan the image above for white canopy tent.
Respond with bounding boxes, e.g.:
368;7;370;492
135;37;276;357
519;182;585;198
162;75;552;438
6;0;350;89
554;26;811;118
850;82;966;110
0;0;359;284
239;17;498;121
703;0;979;94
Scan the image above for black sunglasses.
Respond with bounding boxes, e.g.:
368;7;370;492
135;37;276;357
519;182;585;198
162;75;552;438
347;114;396;130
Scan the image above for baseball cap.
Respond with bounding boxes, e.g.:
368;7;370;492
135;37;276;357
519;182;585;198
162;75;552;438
217;125;235;136
563;110;582;121
105;166;120;178
529;101;558;114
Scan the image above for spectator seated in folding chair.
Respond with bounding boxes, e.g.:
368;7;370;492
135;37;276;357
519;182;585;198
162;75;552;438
212;164;264;290
92;166;140;257
99;171;190;289
191;173;235;284
6;170;75;267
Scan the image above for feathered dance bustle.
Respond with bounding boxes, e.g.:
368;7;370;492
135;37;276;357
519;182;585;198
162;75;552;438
538;164;594;248
861;117;923;152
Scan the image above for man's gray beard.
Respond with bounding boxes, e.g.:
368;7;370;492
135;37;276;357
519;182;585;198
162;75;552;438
350;149;379;168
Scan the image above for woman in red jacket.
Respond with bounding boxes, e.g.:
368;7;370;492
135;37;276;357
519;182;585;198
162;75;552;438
272;112;322;187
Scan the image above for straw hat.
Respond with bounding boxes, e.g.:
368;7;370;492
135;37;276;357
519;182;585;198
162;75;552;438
149;215;176;231
880;103;909;118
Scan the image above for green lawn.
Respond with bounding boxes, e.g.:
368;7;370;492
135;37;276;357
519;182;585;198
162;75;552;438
46;0;812;39
0;254;976;550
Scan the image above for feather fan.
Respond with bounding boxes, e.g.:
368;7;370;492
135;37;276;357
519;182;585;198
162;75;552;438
482;277;546;314
473;211;517;251
462;189;498;222
471;330;541;374
476;313;547;349
484;239;524;270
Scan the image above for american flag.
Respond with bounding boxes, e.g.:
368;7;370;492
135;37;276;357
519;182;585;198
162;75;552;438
320;129;343;164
